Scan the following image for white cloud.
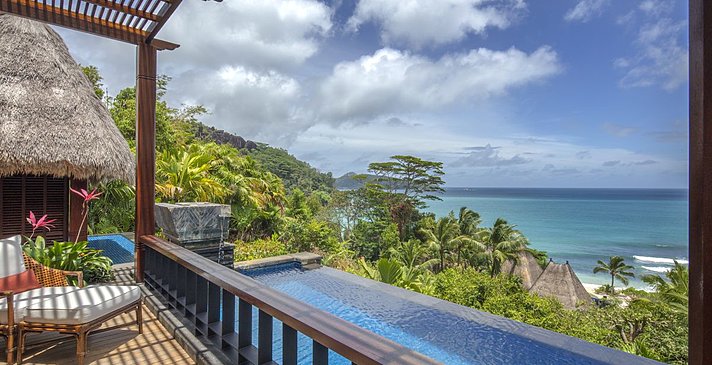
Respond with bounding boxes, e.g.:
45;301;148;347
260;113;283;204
288;120;683;187
564;0;609;23
347;0;526;48
170;66;311;144
161;0;332;72
451;144;531;167
615;3;687;91
317;46;561;122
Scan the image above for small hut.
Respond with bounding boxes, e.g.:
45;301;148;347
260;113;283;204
501;250;545;290
529;260;591;309
0;15;134;242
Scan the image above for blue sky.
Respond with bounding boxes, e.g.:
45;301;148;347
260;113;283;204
58;0;689;188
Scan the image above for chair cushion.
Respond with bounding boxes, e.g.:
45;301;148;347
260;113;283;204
22;285;141;325
0;235;26;277
0;286;81;324
0;270;41;294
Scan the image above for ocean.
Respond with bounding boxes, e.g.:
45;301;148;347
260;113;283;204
425;188;689;288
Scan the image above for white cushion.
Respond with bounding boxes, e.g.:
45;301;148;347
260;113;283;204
0;286;81;324
22;285;141;325
0;235;25;277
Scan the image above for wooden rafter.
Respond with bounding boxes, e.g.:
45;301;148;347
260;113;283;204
82;0;160;22
0;0;179;49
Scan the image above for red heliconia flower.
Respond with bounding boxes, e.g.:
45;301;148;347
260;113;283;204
26;211;57;232
70;187;103;203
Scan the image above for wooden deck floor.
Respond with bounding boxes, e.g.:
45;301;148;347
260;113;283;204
1;266;194;365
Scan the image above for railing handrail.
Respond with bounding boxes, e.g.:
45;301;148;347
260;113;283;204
139;235;442;365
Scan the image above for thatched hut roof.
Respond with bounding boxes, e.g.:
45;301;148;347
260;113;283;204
0;15;134;184
502;250;544;290
530;260;591;309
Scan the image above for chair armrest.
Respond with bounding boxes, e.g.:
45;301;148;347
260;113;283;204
58;270;85;288
1;291;14;328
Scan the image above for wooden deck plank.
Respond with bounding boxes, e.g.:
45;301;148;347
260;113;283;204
0;266;194;365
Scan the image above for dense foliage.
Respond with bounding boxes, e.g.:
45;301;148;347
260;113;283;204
23;237;114;284
83;67;687;364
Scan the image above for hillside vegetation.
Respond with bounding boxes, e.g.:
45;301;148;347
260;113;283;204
84;67;687;364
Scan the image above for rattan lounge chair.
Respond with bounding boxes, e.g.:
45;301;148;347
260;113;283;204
0;235;142;365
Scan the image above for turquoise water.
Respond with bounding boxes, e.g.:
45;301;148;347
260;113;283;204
425;188;688;287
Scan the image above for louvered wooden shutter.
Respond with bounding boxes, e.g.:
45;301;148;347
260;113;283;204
0;175;68;241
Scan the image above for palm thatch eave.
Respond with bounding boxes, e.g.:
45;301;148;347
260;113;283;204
0;14;135;184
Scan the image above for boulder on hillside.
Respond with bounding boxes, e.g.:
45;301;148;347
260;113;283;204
245;140;258;150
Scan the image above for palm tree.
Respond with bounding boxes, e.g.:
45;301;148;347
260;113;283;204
420;216;460;272
642;260;688;314
155;146;227;202
478;218;528;277
453;208;482;267
387;240;439;278
593;256;635;294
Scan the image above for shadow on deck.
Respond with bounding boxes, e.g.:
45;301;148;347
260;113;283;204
1;265;193;365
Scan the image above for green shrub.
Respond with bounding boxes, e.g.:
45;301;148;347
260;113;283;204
23;237;114;284
280;218;340;253
233;238;288;262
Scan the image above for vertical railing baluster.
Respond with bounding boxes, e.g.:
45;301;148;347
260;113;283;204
195;276;208;335
208;282;221;339
168;259;178;307
238;298;252;362
185;270;197;319
283;324;298;365
313;340;328;365
221;290;236;351
258;310;273;364
176;265;187;311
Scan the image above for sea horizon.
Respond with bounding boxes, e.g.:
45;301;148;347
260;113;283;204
425;187;689;289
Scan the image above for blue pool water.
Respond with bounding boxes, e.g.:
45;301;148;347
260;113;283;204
87;234;134;264
242;262;659;365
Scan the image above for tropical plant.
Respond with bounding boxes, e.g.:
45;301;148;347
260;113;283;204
420;216;460;272
478;218;529;277
88;180;135;234
69;187;102;243
155;145;228;202
454;207;483;267
593;256;635;294
642;260;689;314
358;257;430;293
366;155;445;207
23;236;114;284
26;211;57;239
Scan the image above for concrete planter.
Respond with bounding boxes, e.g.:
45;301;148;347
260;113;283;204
155;202;231;246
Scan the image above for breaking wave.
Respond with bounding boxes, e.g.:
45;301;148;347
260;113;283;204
633;255;688;265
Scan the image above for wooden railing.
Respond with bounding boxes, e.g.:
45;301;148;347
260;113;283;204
140;235;442;365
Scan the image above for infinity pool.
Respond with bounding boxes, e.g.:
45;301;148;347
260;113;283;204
241;262;661;365
88;234;134;264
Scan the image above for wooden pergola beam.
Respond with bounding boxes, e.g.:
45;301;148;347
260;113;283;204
134;42;158;283
145;0;179;42
0;0;179;49
1;0;145;43
82;0;161;22
689;0;712;363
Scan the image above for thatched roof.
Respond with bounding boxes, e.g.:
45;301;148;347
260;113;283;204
502;250;544;290
530;260;591;309
0;15;134;184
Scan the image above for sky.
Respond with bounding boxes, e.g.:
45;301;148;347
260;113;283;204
55;0;689;188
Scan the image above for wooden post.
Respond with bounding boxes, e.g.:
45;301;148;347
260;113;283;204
68;179;88;242
690;1;712;363
135;43;157;283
